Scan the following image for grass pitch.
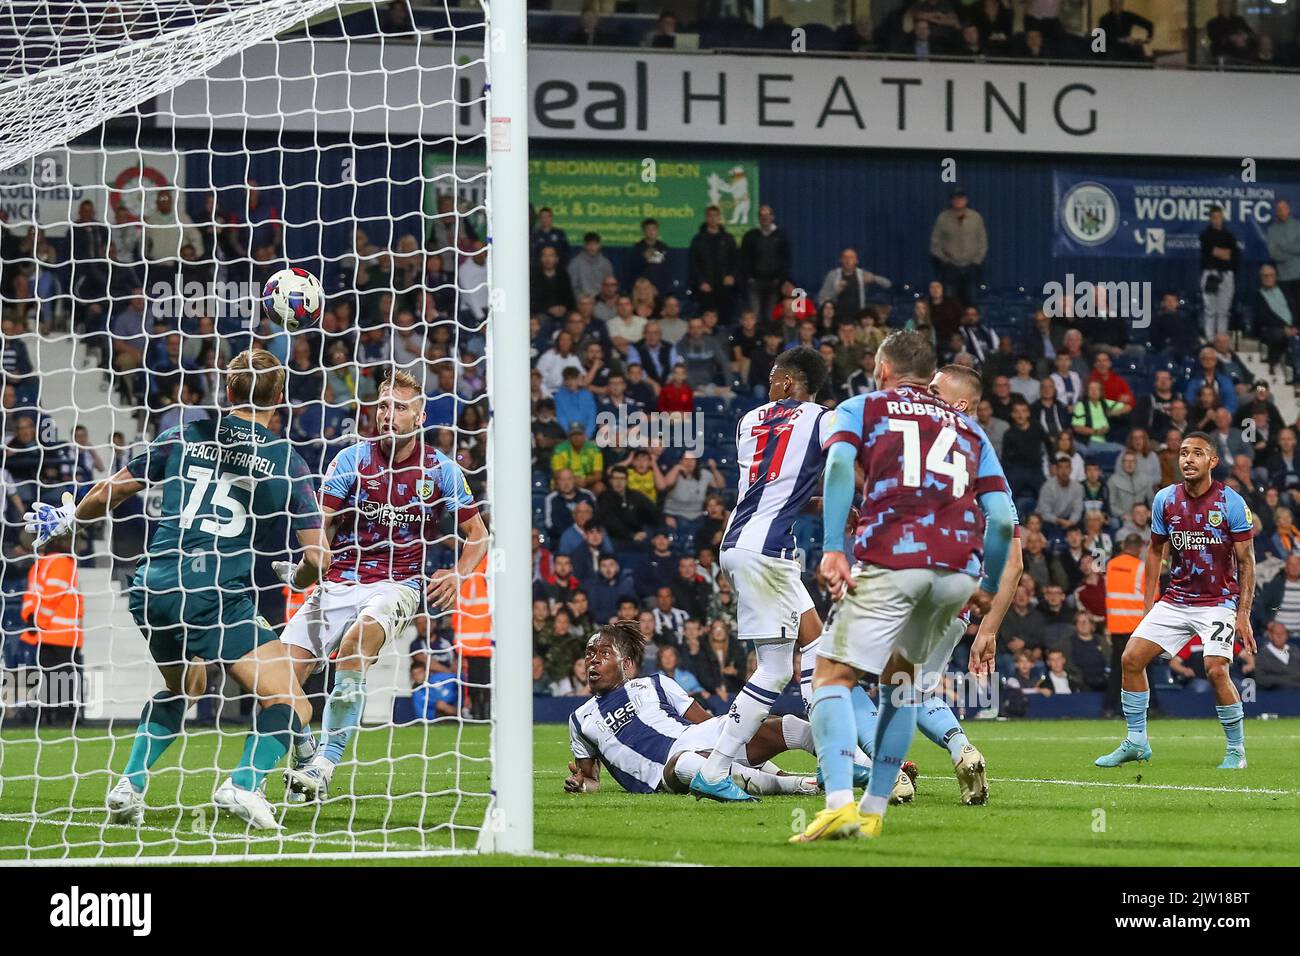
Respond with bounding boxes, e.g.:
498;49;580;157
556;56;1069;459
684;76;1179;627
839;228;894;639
2;718;1297;866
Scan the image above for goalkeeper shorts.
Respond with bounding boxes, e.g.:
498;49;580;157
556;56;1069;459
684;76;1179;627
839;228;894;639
128;575;277;667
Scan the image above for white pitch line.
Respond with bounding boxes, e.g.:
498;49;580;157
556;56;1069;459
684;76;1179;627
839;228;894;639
918;775;1299;796
0;813;700;867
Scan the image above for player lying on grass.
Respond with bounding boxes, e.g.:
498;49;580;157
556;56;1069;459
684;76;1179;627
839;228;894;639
25;349;329;830
1095;431;1255;771
564;621;917;800
278;368;488;803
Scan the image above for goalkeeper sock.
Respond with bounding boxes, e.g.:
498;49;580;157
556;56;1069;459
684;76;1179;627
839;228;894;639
1121;689;1149;747
917;695;970;764
123;691;187;793
231;705;300;792
320;671;367;767
850;684;878;759
1216;702;1245;751
860;679;918;818
809;684;855;810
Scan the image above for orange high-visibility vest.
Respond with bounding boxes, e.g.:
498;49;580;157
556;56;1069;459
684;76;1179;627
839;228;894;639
283;583;316;622
20;553;84;649
1105;551;1146;637
453;557;492;658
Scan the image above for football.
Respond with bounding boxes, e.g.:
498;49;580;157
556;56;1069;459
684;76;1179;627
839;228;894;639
261;266;324;332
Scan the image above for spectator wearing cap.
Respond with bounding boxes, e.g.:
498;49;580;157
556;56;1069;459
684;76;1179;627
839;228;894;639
1037;454;1084;535
553;367;597;440
550;421;604;490
930;189;987;306
568;231;614;299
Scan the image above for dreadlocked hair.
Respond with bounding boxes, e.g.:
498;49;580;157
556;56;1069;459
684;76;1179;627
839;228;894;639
598;619;646;664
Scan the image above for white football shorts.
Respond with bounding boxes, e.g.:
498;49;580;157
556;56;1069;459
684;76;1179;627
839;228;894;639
818;564;978;676
280;579;422;674
1133;600;1237;661
720;546;815;643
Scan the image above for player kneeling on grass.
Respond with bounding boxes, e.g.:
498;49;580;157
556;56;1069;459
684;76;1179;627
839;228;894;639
25;350;329;830
563;622;916;800
1094;431;1255;771
278;368;488;803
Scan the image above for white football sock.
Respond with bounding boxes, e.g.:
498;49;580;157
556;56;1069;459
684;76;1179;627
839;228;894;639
673;751;706;786
730;764;809;796
700;641;792;784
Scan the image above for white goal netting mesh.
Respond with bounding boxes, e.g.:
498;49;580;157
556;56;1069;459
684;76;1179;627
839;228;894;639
0;0;497;861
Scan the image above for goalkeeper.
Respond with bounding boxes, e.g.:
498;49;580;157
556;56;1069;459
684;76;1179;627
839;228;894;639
278;368;489;803
26;349;329;831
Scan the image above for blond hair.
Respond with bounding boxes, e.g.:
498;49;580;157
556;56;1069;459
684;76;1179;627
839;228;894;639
225;349;285;409
379;367;424;401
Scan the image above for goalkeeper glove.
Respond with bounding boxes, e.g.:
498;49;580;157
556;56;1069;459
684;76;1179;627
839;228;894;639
272;560;307;591
23;492;77;549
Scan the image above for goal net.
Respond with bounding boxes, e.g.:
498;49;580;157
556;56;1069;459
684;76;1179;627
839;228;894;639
0;0;512;862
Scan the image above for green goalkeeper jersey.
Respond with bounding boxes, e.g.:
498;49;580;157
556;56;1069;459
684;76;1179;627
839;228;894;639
126;414;321;591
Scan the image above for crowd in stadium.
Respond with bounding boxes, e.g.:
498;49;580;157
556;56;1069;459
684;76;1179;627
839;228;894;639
528;1;1300;69
6;168;1300;720
525;188;1300;713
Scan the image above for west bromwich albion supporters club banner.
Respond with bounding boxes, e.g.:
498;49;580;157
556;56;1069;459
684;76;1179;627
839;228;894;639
1053;172;1285;260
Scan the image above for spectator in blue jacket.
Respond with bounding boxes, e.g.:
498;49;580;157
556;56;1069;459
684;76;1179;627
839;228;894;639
584;554;635;625
410;660;459;720
1183;345;1237;414
656;644;705;698
554;366;597;438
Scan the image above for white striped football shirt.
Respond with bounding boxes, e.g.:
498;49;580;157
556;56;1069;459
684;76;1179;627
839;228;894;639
721;398;831;558
568;675;695;793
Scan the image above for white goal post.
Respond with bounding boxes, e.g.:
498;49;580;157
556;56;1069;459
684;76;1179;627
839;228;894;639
0;0;532;862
